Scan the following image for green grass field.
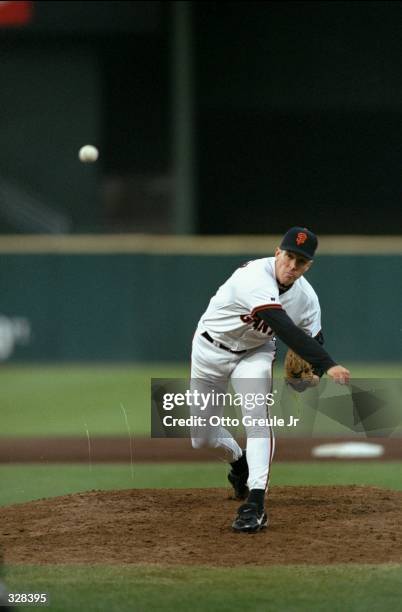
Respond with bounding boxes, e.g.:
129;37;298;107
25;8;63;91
1;362;400;436
1;461;402;507
4;564;402;612
1;363;401;611
0;363;187;436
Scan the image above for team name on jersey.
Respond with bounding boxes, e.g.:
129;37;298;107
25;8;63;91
240;314;273;336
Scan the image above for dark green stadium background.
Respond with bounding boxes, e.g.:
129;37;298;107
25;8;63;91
2;253;399;362
1;2;402;234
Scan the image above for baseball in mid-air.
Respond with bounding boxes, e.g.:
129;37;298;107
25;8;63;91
78;144;99;163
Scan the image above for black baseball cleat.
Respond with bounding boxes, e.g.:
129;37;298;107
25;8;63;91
228;451;249;500
232;502;268;533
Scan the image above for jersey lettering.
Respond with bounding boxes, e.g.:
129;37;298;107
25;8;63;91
240;314;273;336
240;314;253;324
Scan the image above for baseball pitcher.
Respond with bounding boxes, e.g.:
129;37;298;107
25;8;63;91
190;227;350;533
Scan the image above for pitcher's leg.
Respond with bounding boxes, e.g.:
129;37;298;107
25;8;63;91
231;342;276;491
231;342;276;532
244;426;275;491
189;380;243;460
231;377;275;493
190;334;242;461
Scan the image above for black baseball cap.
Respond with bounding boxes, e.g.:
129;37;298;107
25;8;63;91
280;226;318;260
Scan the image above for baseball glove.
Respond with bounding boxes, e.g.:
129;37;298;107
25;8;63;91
284;349;319;392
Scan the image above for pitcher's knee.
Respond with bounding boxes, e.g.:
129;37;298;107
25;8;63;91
244;426;270;440
191;437;211;450
191;438;217;449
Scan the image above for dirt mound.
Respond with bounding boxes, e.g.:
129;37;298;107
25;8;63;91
1;486;402;566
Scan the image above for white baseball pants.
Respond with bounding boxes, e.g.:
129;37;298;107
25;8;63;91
190;332;276;491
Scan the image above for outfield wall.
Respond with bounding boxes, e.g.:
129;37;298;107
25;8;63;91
1;235;400;362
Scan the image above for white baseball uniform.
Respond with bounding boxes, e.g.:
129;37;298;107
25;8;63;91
190;256;321;491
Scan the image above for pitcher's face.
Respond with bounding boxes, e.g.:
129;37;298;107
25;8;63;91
274;248;312;286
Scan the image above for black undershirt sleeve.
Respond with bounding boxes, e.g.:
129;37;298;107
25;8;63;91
312;331;325;377
257;308;337;372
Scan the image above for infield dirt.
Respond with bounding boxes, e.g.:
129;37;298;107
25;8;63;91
1;486;402;566
1;436;401;462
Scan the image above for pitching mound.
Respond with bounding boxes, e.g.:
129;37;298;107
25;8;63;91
1;486;402;566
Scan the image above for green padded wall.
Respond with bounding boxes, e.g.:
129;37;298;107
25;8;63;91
1;254;400;362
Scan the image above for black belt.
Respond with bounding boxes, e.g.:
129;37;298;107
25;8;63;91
201;331;247;354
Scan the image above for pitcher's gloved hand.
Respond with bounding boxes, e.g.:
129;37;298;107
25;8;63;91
284;349;320;393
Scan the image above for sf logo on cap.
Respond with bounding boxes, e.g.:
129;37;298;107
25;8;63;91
296;232;308;245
